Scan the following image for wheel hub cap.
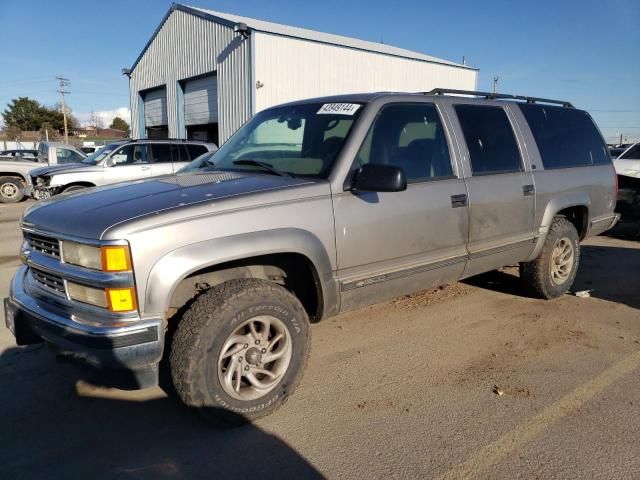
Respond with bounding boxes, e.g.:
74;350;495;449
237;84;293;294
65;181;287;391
245;347;262;366
1;183;18;198
217;314;292;401
550;237;575;285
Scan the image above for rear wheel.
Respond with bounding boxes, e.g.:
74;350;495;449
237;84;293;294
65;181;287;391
520;217;580;299
168;278;310;425
0;177;24;203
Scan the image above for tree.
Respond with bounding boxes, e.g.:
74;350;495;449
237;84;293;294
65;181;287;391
110;116;130;135
2;97;73;132
2;97;44;131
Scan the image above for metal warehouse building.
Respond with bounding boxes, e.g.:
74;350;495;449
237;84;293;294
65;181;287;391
127;4;478;144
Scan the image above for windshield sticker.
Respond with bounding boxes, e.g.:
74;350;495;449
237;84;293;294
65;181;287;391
317;103;361;115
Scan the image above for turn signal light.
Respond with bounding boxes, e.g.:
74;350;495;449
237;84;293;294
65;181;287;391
101;246;132;272
106;287;137;312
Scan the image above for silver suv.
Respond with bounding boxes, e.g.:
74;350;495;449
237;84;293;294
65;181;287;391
5;90;619;424
28;139;216;198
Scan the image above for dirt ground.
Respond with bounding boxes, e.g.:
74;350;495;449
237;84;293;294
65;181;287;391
1;201;639;479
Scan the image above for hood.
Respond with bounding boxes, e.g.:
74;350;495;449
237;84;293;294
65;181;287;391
30;163;96;177
23;171;317;239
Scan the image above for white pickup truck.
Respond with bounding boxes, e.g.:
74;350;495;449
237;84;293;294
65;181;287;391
0;142;86;203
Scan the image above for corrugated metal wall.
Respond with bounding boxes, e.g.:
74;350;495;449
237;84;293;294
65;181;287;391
130;10;250;142
252;33;478;113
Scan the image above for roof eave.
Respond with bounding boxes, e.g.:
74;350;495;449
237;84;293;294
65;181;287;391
130;3;478;73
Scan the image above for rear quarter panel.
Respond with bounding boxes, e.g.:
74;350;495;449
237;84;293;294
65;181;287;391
507;105;617;237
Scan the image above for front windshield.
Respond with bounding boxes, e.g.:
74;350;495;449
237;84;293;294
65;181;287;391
81;143;120;164
184;102;363;178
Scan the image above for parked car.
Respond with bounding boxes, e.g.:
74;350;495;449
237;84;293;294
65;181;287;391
613;141;640;208
28;139;216;199
5;90;618;424
0;149;38;161
0;142;86;203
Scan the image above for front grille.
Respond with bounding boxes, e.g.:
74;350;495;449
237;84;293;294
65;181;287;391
31;267;66;294
26;232;60;258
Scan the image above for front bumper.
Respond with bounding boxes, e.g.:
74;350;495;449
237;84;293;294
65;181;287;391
5;266;164;388
30;185;57;200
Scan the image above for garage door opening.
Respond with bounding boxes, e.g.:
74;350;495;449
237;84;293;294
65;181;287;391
143;87;168;139
186;124;218;144
183;75;218;144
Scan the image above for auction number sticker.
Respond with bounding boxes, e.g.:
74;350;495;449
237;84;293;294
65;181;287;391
317;103;361;115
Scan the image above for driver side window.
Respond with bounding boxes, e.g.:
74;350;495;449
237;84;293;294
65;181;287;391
354;103;454;183
110;145;148;166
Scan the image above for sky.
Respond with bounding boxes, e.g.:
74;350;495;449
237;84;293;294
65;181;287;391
0;0;638;143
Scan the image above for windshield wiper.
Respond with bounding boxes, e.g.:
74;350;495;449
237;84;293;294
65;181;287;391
232;159;291;177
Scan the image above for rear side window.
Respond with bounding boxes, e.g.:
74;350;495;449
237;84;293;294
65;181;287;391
187;144;208;159
149;144;172;163
519;104;610;168
455;105;522;175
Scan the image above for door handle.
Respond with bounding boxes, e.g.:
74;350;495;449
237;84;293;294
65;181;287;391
523;184;535;196
451;194;468;208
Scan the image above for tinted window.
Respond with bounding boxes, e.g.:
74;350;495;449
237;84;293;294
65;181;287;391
355;103;453;183
110;145;147;166
179;145;189;161
519;104;610;168
149;144;172;163
620;143;640;160
187;144;208;159
56;148;84;164
455;105;522;175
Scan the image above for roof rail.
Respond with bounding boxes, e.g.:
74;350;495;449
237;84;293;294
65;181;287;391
427;88;574;108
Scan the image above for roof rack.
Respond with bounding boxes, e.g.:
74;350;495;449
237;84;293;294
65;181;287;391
426;88;574;108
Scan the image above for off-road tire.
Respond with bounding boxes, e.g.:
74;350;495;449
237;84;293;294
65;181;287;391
520;217;580;299
0;177;24;203
168;278;310;426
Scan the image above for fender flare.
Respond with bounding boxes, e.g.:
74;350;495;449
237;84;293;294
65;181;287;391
143;228;338;318
527;192;590;261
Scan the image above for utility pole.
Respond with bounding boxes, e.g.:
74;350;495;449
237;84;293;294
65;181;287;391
56;76;71;143
493;76;499;95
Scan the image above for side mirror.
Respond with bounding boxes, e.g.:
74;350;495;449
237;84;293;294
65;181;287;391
352;164;407;193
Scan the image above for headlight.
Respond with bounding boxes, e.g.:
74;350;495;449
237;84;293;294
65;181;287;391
67;282;137;312
61;241;102;270
62;242;132;272
67;281;108;308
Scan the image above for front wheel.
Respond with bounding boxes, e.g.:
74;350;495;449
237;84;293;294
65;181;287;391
520;217;580;299
168;278;310;425
0;177;24;203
